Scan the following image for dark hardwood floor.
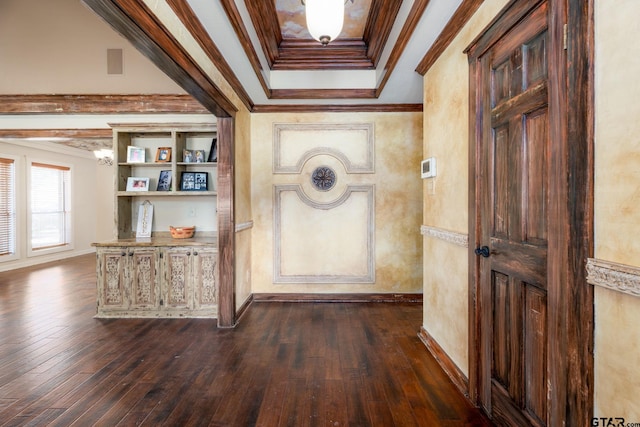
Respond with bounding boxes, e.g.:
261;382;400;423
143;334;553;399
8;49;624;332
0;254;492;426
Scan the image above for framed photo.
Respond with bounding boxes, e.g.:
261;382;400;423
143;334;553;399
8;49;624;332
194;149;206;163
126;177;150;192
127;146;146;163
208;138;218;162
183;149;194;163
180;171;208;191
155;147;171;162
156;170;172;191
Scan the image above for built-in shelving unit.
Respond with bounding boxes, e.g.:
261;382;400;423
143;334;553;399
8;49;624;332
93;123;220;319
112;123;217;239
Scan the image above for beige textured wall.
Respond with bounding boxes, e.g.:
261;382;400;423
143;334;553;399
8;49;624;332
421;0;510;377
0;0;184;94
251;112;423;294
593;0;640;418
234;108;253;310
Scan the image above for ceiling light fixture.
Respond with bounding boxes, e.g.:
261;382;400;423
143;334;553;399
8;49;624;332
302;0;352;46
94;148;113;166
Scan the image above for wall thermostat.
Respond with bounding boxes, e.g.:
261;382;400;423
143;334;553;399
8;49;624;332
421;157;436;179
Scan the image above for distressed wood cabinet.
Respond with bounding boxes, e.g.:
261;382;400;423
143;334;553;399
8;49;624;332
163;247;218;315
95;241;218;318
96;246;161;314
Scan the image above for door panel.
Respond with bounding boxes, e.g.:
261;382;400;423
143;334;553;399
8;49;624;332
524;110;548;243
479;2;551;425
524;286;547;423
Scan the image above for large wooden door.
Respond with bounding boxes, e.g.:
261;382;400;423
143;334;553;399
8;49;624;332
473;1;551;425
467;0;594;425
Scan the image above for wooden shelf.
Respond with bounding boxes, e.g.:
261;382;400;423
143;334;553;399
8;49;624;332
117;191;217;197
118;162;170;167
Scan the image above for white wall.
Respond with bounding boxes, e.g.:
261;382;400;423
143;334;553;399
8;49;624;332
0;140;98;271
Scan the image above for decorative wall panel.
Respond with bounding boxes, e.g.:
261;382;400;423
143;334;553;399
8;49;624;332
274;184;375;283
273;123;374;173
273;122;375;284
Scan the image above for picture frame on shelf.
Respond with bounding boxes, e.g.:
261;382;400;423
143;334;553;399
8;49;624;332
155;147;171;162
208;138;217;162
183;149;194;163
180;171;208;191
156;170;172;191
194;149;206;163
126;146;146;163
126;177;150;192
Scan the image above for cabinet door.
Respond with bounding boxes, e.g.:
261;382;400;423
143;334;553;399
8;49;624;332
129;248;160;309
163;248;192;310
193;248;218;310
97;248;128;310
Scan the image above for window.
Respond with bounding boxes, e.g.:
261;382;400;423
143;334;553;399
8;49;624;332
0;157;16;257
30;162;71;251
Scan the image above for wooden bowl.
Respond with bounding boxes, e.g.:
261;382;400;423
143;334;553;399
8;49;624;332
169;226;195;239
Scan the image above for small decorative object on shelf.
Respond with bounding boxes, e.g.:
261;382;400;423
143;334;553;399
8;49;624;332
183;149;194;163
194;149;206;163
126;177;150;191
127;146;146;163
136;200;153;238
169;225;195;239
208;138;217;162
180;171;208;191
155;147;171;162
157;170;171;191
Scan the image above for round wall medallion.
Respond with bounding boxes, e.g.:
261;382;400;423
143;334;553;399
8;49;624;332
311;166;336;191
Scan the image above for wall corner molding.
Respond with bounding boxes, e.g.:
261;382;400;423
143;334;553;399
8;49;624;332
420;225;469;248
586;258;640;298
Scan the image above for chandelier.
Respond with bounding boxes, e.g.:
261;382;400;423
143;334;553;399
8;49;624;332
303;0;352;46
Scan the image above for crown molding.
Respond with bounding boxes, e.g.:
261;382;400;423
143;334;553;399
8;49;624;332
251;103;422;113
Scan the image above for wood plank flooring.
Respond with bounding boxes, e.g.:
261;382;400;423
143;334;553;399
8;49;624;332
0;254;492;426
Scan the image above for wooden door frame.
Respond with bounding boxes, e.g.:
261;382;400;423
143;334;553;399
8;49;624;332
466;0;594;425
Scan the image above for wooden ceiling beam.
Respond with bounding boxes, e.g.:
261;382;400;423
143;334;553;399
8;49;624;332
0;94;208;115
364;0;403;66
251;103;422;113
166;0;254;112
243;0;282;67
270;88;377;99
416;0;485;75
0;128;113;151
375;0;430;98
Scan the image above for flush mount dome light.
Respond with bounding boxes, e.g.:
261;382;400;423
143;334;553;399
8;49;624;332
303;0;345;46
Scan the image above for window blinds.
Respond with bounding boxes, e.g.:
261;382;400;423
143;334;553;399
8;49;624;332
0;158;16;256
